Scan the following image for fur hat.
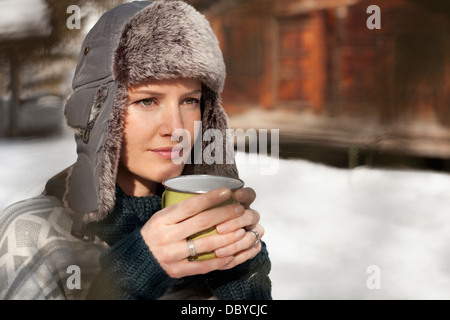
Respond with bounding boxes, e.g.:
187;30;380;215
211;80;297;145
62;0;238;237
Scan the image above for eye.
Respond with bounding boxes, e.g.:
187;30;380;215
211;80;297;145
136;98;156;107
183;98;200;105
139;98;156;106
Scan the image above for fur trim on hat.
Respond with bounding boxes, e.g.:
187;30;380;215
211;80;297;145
114;0;226;93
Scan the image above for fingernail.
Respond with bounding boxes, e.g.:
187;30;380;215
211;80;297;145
216;224;228;234
219;189;231;199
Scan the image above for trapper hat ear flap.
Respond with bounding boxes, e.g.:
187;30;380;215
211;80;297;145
77;84;129;225
62;1;152;227
63;81;125;227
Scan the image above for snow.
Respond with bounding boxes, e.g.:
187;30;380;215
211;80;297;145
237;152;450;299
1;128;450;299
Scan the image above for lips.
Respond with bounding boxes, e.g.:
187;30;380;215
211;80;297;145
150;146;183;160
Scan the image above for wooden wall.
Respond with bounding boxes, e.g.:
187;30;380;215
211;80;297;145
338;0;450;126
206;0;450;126
202;0;450;162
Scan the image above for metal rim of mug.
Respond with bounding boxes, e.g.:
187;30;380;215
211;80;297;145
162;174;244;194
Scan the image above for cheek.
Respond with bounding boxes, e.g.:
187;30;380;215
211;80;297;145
119;125;133;165
120;114;148;159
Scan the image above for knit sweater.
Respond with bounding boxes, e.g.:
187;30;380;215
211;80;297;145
87;186;272;300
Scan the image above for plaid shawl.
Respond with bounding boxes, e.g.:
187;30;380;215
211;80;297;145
0;196;107;299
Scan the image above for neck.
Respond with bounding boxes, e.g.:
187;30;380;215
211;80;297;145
116;168;158;197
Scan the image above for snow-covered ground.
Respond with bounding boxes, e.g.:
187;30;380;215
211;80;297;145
1;128;450;299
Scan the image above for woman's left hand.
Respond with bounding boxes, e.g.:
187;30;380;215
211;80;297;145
213;187;265;270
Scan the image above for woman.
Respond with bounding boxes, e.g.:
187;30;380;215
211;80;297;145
0;0;271;300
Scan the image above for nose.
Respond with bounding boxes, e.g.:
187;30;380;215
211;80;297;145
159;100;184;137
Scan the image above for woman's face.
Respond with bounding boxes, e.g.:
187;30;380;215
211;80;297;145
117;78;202;196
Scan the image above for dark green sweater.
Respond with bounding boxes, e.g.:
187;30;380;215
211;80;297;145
87;186;272;300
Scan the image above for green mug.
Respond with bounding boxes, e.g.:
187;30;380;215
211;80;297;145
162;174;244;261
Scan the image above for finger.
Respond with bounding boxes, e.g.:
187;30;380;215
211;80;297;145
176;203;244;240
233;187;256;209
219;242;261;271
216;208;260;234
166;256;234;279
214;224;264;258
184;228;246;258
162;188;233;224
157;227;247;263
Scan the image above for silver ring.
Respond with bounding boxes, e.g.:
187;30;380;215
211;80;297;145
187;238;197;257
249;230;260;247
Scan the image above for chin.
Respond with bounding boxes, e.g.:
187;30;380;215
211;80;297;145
151;163;185;183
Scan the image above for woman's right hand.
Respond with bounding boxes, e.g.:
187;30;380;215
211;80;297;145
140;188;248;278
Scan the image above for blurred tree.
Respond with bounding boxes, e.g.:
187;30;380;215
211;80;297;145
0;0;126;137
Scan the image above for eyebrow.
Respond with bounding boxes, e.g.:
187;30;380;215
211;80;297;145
130;89;202;96
185;90;202;96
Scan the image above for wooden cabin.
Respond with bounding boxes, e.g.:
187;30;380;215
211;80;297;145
188;0;450;169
